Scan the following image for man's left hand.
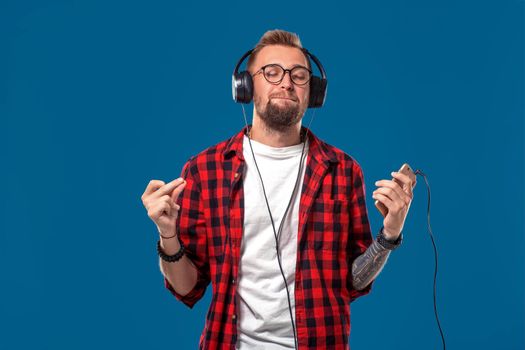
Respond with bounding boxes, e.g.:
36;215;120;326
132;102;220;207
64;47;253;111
372;171;416;240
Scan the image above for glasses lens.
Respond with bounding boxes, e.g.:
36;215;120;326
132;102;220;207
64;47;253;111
291;67;311;85
263;65;284;83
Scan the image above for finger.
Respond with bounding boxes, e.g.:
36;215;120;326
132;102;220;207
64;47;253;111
391;171;416;193
375;179;407;204
374;183;412;210
388;177;413;203
159;194;172;206
391;172;413;191
152;177;185;199
161;195;181;215
372;193;395;212
144;193;169;211
373;186;403;207
374;191;407;215
148;201;171;220
170;180;187;202
142;180;166;198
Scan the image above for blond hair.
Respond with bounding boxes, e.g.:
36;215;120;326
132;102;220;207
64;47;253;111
247;29;310;72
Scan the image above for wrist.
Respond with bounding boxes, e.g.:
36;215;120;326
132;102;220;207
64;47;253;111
382;227;400;241
376;226;403;250
160;236;181;255
157;226;177;239
157;238;185;263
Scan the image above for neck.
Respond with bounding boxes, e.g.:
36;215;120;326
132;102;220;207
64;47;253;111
248;117;303;147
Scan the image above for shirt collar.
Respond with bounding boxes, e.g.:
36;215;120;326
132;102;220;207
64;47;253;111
222;124;339;165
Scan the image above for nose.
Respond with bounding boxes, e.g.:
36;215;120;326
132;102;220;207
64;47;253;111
279;70;294;90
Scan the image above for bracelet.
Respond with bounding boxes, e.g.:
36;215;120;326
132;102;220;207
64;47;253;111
159;232;177;239
157;239;185;262
376;226;403;250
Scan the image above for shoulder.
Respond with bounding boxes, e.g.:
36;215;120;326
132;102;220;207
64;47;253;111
181;132;236;176
315;137;365;174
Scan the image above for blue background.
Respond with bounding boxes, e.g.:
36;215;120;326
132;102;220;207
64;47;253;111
2;0;524;349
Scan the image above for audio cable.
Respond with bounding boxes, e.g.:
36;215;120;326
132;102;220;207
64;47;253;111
414;169;446;350
239;104;318;350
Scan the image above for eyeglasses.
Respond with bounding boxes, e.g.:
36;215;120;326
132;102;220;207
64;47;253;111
253;64;312;86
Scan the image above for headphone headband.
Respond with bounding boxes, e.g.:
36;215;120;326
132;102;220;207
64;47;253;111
233;49;254;77
301;48;327;81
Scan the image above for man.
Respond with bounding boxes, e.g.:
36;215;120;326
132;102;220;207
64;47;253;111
141;29;416;349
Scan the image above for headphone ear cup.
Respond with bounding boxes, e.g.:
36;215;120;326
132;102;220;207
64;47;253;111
308;76;327;108
232;71;254;104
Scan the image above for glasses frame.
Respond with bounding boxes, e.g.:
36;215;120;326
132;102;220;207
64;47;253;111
252;63;313;86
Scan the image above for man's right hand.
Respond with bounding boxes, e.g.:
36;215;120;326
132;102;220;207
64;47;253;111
141;177;187;238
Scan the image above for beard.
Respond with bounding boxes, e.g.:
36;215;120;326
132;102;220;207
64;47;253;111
254;94;307;132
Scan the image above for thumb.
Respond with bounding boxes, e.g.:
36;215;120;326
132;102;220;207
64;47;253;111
171;180;187;202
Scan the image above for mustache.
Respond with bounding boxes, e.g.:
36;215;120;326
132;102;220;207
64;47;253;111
269;93;298;102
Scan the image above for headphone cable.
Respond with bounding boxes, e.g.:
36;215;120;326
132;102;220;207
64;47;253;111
240;104;317;350
414;169;446;350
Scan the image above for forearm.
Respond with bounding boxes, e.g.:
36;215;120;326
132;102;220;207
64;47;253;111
351;238;391;291
159;236;199;296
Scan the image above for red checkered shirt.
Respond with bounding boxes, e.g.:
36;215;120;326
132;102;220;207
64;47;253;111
164;125;374;349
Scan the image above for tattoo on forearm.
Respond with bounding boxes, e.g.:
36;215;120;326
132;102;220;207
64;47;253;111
351;239;391;291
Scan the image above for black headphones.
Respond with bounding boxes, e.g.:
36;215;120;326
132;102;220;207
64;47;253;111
232;48;328;108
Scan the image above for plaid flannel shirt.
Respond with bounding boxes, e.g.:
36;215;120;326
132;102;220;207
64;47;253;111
164;125;374;349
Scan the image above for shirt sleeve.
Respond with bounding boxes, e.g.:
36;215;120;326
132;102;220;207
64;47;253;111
347;160;375;302
163;157;211;309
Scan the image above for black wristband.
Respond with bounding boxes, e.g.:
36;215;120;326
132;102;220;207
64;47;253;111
376;227;403;250
157;239;185;262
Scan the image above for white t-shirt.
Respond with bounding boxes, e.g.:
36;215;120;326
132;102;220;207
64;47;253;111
236;134;309;349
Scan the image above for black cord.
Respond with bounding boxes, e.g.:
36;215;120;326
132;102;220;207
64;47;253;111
241;105;315;350
244;124;307;350
414;169;446;350
248;131;306;349
239;103;317;350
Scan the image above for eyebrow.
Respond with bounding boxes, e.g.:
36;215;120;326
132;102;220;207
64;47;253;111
266;63;309;69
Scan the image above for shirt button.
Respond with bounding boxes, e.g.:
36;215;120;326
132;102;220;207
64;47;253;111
231;278;236;284
234;173;239;178
232;314;237;321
